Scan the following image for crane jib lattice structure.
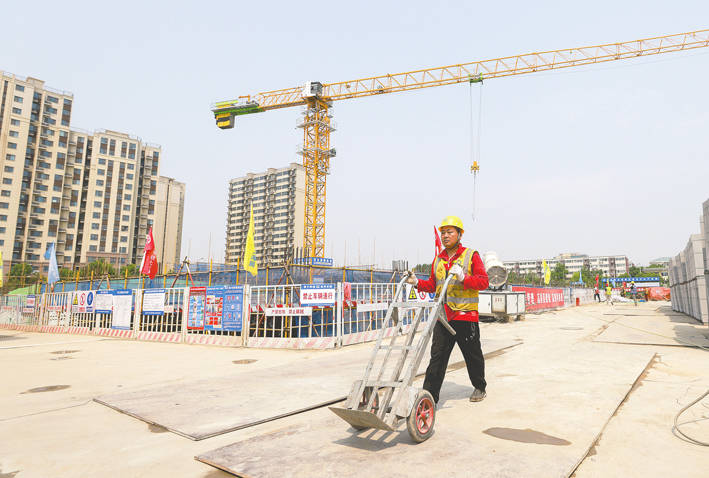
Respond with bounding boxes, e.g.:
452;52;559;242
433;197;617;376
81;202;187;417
212;29;709;258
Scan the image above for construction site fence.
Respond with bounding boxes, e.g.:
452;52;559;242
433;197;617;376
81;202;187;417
31;265;415;294
0;284;599;349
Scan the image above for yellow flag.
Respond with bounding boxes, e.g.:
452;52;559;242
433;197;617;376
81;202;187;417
0;251;3;287
542;259;551;285
243;205;258;277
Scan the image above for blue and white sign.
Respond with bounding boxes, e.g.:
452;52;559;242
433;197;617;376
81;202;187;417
294;257;333;267
111;289;133;330
300;284;336;307
95;290;115;314
142;289;165;315
222;286;244;332
602;277;660;284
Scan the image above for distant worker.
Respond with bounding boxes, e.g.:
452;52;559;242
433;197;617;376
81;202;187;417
605;283;614;305
630;281;638;306
405;216;489;405
593;285;600;302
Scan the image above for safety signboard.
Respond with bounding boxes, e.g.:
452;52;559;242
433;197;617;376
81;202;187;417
300;284;336;307
95;290;114;314
23;295;36;314
265;307;313;316
188;287;206;330
404;284;435;302
356;302;389;313
222;286;244;332
72;290;96;313
204;287;224;331
142;289;165;315
111;289;133;330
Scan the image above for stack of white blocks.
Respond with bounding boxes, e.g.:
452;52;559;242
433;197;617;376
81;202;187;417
669;198;709;325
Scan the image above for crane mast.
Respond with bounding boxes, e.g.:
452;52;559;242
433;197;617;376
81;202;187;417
213;29;709;259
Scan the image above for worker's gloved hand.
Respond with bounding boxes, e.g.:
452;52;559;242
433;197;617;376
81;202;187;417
405;270;418;286
449;263;465;282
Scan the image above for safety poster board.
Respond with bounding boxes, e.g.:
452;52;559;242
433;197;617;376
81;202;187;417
188;286;206;330
204;287;224;331
300;284;336;307
23;295;36;314
72;290;96;313
222;286;244;332
403;284;435;302
94;290;114;314
111;289;133;330
142;289;165;315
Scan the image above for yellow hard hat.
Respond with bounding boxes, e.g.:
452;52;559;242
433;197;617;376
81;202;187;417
439;216;464;234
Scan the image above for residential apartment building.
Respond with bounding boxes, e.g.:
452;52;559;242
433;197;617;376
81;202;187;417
154;176;185;271
504;253;630;279
225;163;305;266
0;71;162;274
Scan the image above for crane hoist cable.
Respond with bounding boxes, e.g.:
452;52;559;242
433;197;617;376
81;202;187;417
469;75;483;221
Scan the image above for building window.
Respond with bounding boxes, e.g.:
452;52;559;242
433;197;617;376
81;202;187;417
0;215;6;221
97;169;105;175
125;183;132;190
14;96;23;103
99;138;108;154
89;245;97;252
9;131;19;137
15;85;24;92
93;201;102;207
123;205;130;211
46;95;59;103
5;154;15;161
1;191;9;197
98;158;106;165
12;108;21;114
91;223;99;230
120;236;127;242
7;142;17;149
96;180;104;186
0;203;8;209
127;163;134;170
109;139;116;155
90;234;99;240
124;194;131;200
122;215;129;221
127;173;133;179
4;166;13;173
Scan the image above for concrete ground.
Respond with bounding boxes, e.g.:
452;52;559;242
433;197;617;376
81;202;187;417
0;301;707;477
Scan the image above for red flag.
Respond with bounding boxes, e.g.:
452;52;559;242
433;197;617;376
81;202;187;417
140;227;158;279
595;275;599;287
433;226;442;256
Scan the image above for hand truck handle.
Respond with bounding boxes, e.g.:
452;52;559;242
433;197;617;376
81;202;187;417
436;275;457;336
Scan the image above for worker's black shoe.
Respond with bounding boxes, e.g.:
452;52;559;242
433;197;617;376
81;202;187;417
469;389;486;402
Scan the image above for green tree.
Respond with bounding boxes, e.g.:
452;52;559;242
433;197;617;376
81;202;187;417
119;263;139;277
413;263;430;273
550;262;568;285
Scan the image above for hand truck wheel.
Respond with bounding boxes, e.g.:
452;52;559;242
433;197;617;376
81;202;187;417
406;389;435;443
352;388;379;431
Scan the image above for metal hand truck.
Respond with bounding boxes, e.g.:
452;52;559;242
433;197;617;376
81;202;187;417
329;275;456;443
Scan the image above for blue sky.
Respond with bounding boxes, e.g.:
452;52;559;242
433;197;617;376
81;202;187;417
2;1;708;267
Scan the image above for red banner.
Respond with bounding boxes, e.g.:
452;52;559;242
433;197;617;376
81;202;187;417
512;286;565;311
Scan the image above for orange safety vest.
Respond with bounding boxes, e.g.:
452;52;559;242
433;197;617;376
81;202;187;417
433;247;479;312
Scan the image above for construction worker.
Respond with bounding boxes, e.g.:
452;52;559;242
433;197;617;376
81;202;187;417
405;216;489;405
593;285;600;302
630;281;638;306
605;282;614;305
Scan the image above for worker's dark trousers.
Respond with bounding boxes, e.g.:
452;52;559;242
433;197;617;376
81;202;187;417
594;292;600;302
423;320;486;403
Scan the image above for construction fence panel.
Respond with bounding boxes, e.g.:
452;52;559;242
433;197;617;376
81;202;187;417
341;282;399;346
0;296;23;325
247;284;337;349
135;288;185;343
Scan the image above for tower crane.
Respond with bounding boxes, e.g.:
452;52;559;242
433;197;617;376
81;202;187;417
213;29;709;259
